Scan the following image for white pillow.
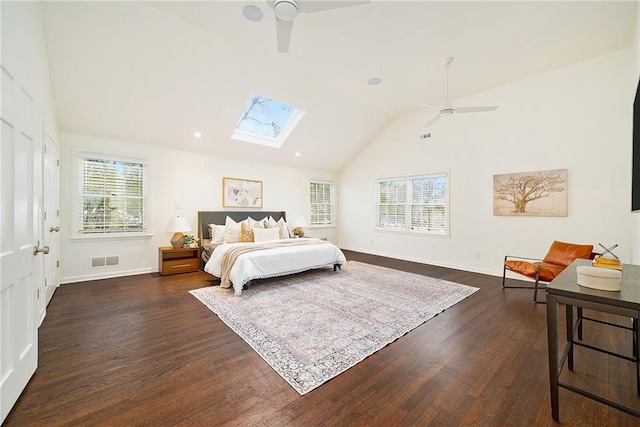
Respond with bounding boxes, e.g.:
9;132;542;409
253;227;280;243
249;216;268;229
267;216;278;227
212;224;225;244
277;217;290;239
256;216;269;228
246;216;257;228
223;216;241;243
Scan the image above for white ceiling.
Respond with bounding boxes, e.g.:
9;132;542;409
41;1;636;172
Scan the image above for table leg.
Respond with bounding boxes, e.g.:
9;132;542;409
636;316;640;395
633;318;638;358
547;293;560;422
566;304;574;371
577;307;583;340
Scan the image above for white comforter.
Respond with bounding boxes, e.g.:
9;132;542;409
204;238;347;295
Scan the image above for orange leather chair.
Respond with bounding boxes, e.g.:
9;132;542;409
502;240;595;303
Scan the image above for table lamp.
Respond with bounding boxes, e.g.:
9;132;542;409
291;214;307;237
166;216;191;248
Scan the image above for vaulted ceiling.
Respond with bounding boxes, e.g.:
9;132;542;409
41;1;636;172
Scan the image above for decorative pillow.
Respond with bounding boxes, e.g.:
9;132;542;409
255;216;269;229
246;216;257;228
240;221;254;242
276;217;290;239
208;224;225;244
202;239;216;253
267;216;278;228
253;227;280;243
223;216;241;243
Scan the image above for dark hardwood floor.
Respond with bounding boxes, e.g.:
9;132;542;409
5;250;640;426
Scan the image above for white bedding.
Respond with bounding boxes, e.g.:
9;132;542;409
204;238;346;295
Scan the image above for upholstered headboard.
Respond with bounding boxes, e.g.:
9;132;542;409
197;211;287;241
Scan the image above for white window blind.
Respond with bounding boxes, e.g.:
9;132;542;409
376;172;448;235
410;173;447;233
376;178;406;229
310;180;335;226
78;156;147;234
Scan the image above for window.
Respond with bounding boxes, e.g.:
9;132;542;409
309;180;335;226
77;154;148;235
376;172;448;235
231;93;305;148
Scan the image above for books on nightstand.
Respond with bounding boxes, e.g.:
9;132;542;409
592;256;622;270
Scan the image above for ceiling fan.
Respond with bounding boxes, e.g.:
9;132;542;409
269;0;370;53
419;57;499;128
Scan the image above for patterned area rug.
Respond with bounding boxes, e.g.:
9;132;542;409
189;261;479;395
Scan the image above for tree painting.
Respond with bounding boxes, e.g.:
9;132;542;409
493;169;567;216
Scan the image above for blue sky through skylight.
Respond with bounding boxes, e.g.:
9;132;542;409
232;93;304;148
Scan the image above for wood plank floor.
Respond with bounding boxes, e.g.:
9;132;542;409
5;250;640;426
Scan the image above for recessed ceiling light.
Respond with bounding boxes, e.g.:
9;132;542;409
367;77;382;86
243;5;264;22
193;132;202;138
295;152;301;157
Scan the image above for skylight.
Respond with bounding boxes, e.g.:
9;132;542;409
231;93;305;148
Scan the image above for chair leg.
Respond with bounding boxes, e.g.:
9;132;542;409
503;257;548;303
533;272;546;304
502;259;533;290
502;258;507;288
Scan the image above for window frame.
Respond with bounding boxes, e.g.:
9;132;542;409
73;151;151;240
309;179;336;227
375;172;449;237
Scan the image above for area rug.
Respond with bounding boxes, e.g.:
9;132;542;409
189;261;479;395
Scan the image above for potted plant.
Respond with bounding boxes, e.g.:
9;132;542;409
183;235;199;248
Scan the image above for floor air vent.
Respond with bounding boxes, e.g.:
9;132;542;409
91;256;119;268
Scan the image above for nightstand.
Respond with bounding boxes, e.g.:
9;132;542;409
158;246;199;275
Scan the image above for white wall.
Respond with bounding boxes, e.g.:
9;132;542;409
339;48;636;276
2;2;58;131
58;133;338;283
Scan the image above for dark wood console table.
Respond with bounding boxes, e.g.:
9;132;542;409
546;259;640;421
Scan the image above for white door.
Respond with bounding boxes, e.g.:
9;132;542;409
0;64;41;422
43;130;59;309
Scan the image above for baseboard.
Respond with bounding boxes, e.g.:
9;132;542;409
60;249;512;285
339;245;504;278
60;267;156;285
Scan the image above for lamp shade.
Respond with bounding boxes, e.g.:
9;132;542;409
166;216;191;233
292;214;307;228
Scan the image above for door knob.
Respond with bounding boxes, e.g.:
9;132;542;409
49;226;60;232
34;242;50;255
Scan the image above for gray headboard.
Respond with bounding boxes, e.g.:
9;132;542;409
197;211;287;241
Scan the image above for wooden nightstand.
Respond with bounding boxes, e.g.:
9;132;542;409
158;246;199;275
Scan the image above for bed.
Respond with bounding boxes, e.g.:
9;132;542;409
198;211;346;295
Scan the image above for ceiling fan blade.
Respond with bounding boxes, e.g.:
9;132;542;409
299;0;370;13
454;106;499;114
418;102;440;111
424;115;441;128
276;17;294;53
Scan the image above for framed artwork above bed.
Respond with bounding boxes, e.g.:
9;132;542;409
223;177;263;208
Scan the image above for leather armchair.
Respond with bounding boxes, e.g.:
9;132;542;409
502;240;595;303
